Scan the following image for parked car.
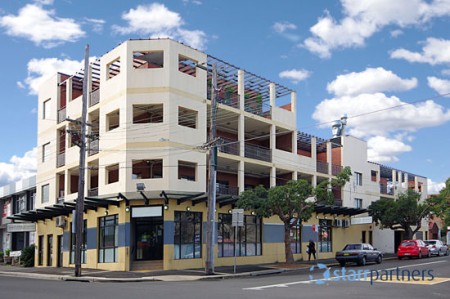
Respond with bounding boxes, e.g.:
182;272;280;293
424;240;449;256
397;240;430;259
335;243;383;267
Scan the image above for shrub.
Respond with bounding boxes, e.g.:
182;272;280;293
5;249;11;257
21;245;35;267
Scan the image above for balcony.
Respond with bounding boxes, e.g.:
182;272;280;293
217;93;239;109
380;184;394;195
216;184;239;196
245;143;271;162
57;152;65;167
89;89;100;107
88;139;99;156
57;107;66;123
88;187;98;197
218;138;239;156
332;164;343;176
316;160;329;174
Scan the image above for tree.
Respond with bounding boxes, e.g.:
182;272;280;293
236;167;351;264
428;178;450;227
369;190;430;240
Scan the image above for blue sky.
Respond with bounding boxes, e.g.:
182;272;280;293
0;0;449;193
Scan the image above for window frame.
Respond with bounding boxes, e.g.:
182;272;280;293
318;219;332;253
98;214;119;263
355;172;363;186
174;211;202;259
41;184;49;203
42;142;50;162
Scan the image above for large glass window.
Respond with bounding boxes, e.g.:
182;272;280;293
319;219;332;253
174;211;202;259
98;215;119;263
70;220;87;264
355;172;363;186
41;184;49;203
218;214;262;257
290;222;302;254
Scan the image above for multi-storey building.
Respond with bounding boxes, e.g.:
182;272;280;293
9;39;427;271
1;176;36;253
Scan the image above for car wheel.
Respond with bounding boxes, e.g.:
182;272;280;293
398;256;403;260
418;251;422;259
376;255;382;264
446;250;449;256
339;261;346;267
428;251;431;258
358;256;366;266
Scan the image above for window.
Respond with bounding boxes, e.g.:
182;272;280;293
178;55;197;77
371;170;377;182
174;211;202;259
178;107;197;128
218;214;262;257
98;215;119;263
38;235;44;266
106;164;119;184
290;221;302;254
42;142;50;162
47;234;53;266
355;172;363;186
70;220;87;264
132;160;163;179
178;161;196;181
355;198;363;209
107;57;121;79
133;51;163;69
318;219;332;253
106;110;120;131
41;184;49;203
133;104;163;124
43;99;51;119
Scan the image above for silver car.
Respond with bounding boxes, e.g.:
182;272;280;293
424;240;449;256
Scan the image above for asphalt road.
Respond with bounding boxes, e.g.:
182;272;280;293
1;255;449;299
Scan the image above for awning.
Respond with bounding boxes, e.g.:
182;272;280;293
314;204;367;216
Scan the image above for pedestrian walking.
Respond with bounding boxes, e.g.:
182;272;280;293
307;240;316;261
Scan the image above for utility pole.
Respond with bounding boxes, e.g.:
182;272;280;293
205;63;218;275
74;44;89;277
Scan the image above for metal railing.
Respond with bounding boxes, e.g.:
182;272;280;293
57;152;65;167
218;93;240;109
88;139;99;156
88;188;98;197
244;143;271;162
218;138;239;155
216;184;239;196
57;107;66;123
89;89;100;107
316;160;329;174
332;164;343;176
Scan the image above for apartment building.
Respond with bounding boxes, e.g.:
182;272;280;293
0;176;36;253
8;39;427;271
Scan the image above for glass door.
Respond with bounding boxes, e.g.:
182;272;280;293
135;217;163;260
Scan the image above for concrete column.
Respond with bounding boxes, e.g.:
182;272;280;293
238;160;245;193
238;114;245;157
404;173;409;191
270;124;276;152
392;170;397;195
312;175;317;187
292;171;298;181
269;82;276;108
311;137;317;162
398;171;403;192
64;169;69;202
67;77;72;102
414;176;419;192
327;141;332;175
270;167;276;187
376;169;380;183
291;91;297;114
238;70;245;111
292;131;297;155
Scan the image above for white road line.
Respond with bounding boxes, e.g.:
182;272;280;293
243;260;447;291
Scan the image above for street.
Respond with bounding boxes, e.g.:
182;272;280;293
1;255;449;299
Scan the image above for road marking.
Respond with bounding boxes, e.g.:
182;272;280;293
243;260;447;290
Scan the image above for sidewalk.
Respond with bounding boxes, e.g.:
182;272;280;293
0;254;397;282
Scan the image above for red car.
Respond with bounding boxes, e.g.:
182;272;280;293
398;240;430;259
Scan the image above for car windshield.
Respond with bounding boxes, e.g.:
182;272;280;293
424;241;436;245
344;244;361;250
400;241;415;246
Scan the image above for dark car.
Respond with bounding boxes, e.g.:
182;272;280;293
335;243;383;267
397;240;430;259
424;240;449;256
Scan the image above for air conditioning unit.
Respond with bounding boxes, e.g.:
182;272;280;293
342;220;350;228
55;216;66;228
334;219;342;227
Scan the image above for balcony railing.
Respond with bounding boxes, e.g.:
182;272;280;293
332;164;343;176
88;139;99;156
57;107;66;123
216;184;239;196
57;152;65;167
244;143;271;162
380;184;394;195
218;94;240;109
218;138;239;156
316;160;329;174
89;89;100;107
88;188;98;197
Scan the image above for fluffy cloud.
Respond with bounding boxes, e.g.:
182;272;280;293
20;57;85;95
279;69;311;84
84;18;105;33
273;21;300;42
112;3;207;50
427;179;445;194
0;148;37;187
367;136;412;162
441;69;450;76
390;29;403;38
427;76;450;96
391;38;450;65
303;0;450;58
0;4;85;48
327;67;417;96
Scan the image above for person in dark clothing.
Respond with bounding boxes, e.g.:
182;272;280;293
307;240;316;261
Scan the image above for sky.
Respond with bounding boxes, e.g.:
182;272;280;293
0;0;449;194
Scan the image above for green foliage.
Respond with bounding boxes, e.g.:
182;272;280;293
315;166;352;205
0;250;3;259
427;178;450;227
21;244;35;267
5;249;11;257
369;190;430;239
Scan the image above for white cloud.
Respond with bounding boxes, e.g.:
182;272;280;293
0;4;85;48
21;57;84;95
427;178;445;194
303;0;450;58
0;148;37;187
84;18;105;33
33;0;54;5
427;76;450;96
441;69;450;76
312;93;450;138
327;67;417;96
390;29;403;38
279;69;311;84
367;136;412;162
182;0;203;5
273;21;300;42
391;37;450;65
112;3;207;50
